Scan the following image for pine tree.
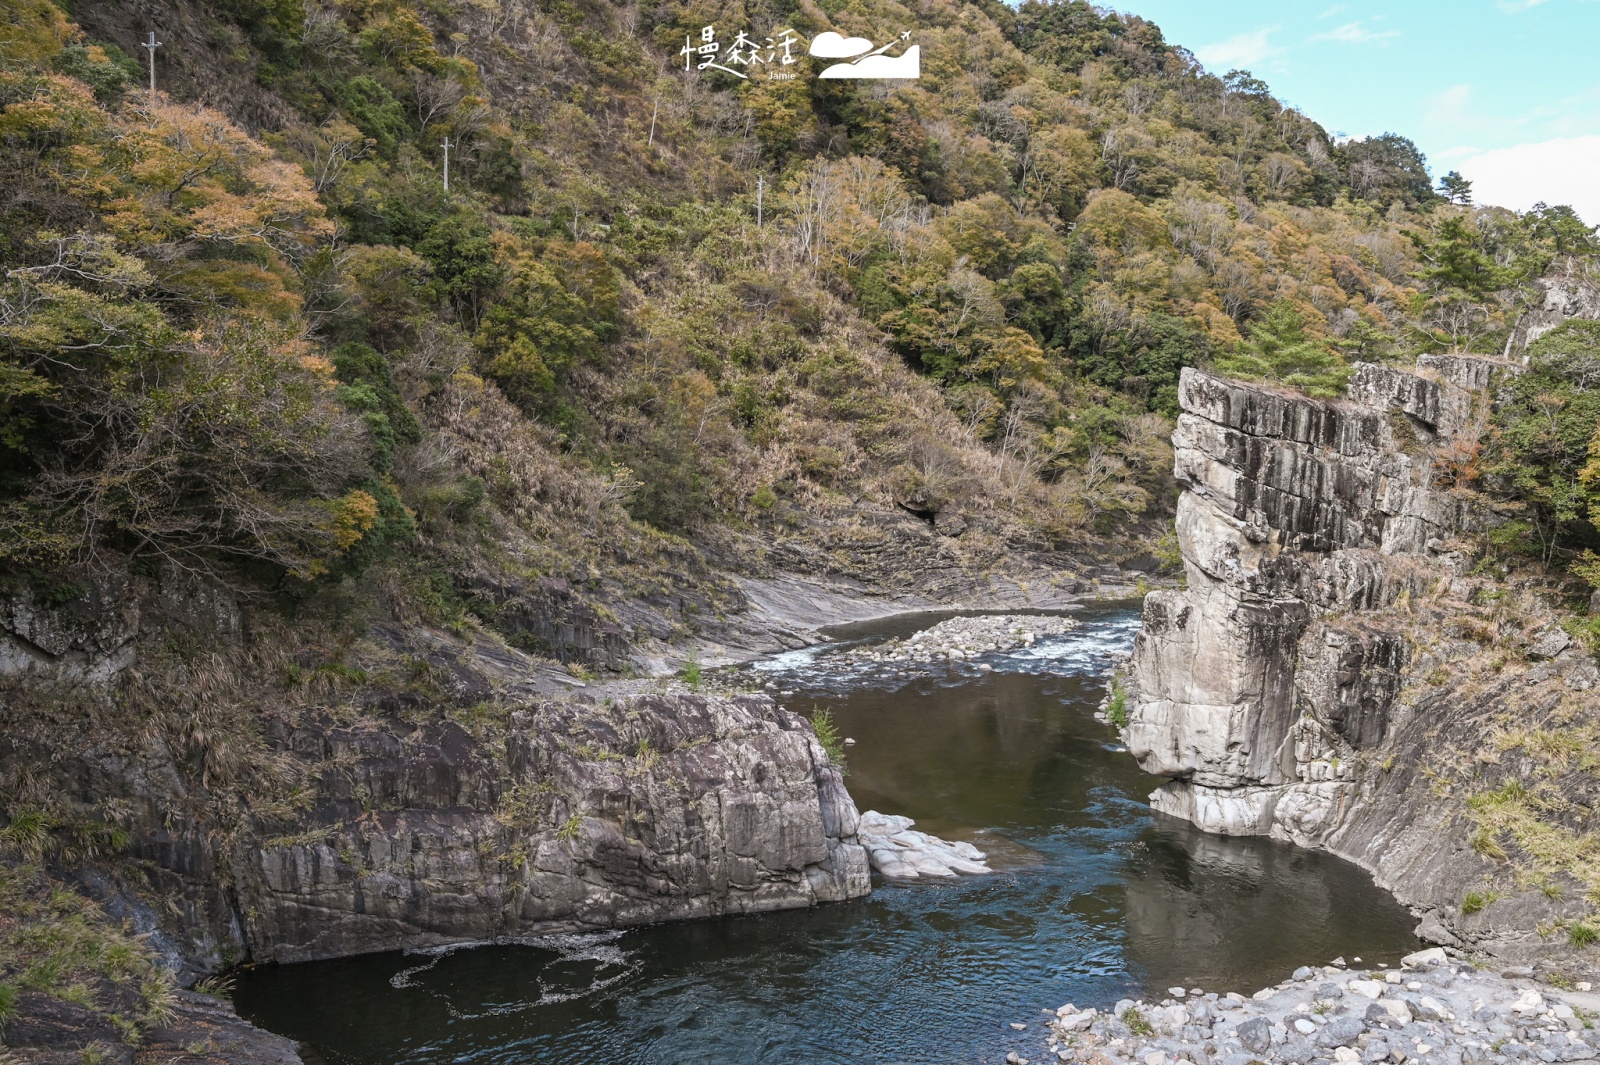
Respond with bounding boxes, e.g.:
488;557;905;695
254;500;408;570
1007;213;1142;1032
1213;302;1351;398
1438;171;1473;206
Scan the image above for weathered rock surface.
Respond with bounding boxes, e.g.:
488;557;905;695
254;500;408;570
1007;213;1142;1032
1121;359;1600;958
237;692;868;963
857;811;992;878
2;669;869;970
1506;265;1600;354
2;988;305;1065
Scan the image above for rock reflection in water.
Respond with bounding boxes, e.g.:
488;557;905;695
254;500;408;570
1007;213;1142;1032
1123;817;1411;994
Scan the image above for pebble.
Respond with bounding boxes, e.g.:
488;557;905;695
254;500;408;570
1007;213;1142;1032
838;615;1079;668
1036;951;1600;1065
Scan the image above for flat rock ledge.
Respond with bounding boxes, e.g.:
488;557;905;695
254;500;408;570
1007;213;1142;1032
1015;948;1600;1065
841;614;1080;666
858;811;992;878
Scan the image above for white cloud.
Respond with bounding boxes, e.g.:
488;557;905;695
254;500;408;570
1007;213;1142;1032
1426;84;1474;124
1316;5;1351;18
1195;27;1281;70
1496;0;1551;11
1452;136;1600;225
817;46;921;79
1312;20;1401;44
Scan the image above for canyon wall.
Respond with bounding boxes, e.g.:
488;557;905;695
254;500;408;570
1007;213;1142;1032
1123;362;1600;958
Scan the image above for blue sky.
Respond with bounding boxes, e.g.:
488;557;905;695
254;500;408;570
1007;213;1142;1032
1103;1;1600;224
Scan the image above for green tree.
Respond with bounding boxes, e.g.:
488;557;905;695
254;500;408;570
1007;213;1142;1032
1410;216;1511;300
416;210;503;328
1481;320;1600;569
1213;301;1350;398
1438;171;1473;206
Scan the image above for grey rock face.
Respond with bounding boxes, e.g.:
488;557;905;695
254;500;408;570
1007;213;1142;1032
1238;1017;1273;1052
1318;1017;1367;1047
8;681;868;968
237;692;870;962
1117;356;1600;958
0;573;142;683
1124;363;1485;828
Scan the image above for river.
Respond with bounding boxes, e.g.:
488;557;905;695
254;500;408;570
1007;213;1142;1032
233;602;1419;1063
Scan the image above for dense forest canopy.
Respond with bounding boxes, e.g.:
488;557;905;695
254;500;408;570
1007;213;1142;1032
1;0;1598;609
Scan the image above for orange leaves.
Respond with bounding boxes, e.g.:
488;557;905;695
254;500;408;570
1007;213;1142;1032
5;58;336;325
329;490;381;552
0;73;113;195
113;100;334;260
0;0;76;65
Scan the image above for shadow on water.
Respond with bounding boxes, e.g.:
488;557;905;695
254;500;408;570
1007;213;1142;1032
234;602;1418;1065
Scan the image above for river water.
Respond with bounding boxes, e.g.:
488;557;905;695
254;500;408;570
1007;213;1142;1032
234;603;1419;1064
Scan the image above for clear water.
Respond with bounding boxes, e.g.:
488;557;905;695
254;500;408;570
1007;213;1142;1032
233;603;1419;1064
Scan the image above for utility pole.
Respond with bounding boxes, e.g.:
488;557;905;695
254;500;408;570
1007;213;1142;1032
441;136;452;192
142;31;161;98
756;174;765;228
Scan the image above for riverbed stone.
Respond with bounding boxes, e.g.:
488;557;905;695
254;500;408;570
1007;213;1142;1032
840;614;1079;669
1320;1018;1368;1047
1043;965;1599;1065
1238;1018;1272;1052
856;811;991;878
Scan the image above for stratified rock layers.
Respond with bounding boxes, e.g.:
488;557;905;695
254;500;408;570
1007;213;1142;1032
1128;360;1491;810
1119;357;1590;955
5;686;868;967
244;692;870;962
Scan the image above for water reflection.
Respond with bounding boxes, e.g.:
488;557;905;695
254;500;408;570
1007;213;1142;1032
235;603;1417;1065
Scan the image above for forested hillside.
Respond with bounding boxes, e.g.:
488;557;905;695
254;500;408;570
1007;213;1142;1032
2;0;1598;648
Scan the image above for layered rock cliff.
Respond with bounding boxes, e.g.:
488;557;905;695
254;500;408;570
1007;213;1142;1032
0;584;868;978
1122;361;1600;957
239;691;868;964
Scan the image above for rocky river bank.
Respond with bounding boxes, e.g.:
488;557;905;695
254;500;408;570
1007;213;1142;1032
1020;948;1600;1065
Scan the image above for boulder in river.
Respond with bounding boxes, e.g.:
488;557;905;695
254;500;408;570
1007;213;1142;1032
857;811;992;878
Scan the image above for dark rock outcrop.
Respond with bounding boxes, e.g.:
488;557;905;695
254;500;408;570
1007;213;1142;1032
11;690;866;969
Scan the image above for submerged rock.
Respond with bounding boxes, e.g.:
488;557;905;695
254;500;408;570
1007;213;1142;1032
857;810;992;878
